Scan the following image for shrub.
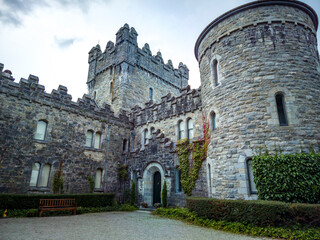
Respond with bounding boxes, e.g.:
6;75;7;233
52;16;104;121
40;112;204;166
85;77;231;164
154;208;320;240
162;181;167;207
0;193;115;209
186;197;320;228
252;153;320;204
130;181;135;206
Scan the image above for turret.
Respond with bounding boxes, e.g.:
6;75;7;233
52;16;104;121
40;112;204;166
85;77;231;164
179;62;189;88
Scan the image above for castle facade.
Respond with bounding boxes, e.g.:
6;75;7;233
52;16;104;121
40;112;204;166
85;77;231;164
1;0;319;207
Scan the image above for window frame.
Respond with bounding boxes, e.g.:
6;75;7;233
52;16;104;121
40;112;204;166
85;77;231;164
149;88;153;101
94;169;103;190
94;132;101;149
143;129;148;145
246;158;257;194
275;93;288;126
34;120;48;141
187;118;194;141
178;120;184;140
86;130;94;148
29;162;51;188
211;112;216;130
212;59;219;86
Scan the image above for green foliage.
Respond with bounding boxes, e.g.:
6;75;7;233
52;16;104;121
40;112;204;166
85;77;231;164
154;208;320;240
52;171;64;194
252;153;320;203
117;164;128;181
130;181;135;206
87;175;95;193
0;193;115;209
162;181;167;207
186;197;320;228
176;112;211;196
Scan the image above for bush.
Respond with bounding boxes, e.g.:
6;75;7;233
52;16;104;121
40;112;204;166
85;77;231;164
162;181;167;207
0;193;115;209
186;197;320;228
154;208;320;240
252;153;320;203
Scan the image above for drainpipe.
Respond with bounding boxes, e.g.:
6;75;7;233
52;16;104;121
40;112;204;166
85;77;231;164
104;125;111;193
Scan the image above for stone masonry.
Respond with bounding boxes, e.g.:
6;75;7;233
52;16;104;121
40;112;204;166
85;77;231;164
0;0;320;206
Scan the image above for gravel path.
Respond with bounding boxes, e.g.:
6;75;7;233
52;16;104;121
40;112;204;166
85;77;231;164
0;211;268;240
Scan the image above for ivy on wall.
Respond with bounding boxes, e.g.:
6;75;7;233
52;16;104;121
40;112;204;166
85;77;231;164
177;113;211;196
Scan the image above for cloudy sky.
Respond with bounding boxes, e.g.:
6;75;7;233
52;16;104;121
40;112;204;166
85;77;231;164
1;0;320;101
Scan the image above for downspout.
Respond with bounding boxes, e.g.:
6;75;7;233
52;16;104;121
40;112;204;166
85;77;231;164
104;125;111;193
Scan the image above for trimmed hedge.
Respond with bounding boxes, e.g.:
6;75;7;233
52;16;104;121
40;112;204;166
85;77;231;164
252;153;320;204
0;193;115;209
186;197;320;228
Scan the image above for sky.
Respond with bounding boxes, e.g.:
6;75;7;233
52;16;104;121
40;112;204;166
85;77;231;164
0;0;320;101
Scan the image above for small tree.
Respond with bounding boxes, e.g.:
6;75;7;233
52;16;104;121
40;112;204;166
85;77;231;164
130;181;136;206
88;175;94;193
162;181;167;207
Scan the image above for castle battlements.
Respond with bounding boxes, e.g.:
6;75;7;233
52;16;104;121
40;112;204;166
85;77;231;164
130;85;202;127
87;24;189;91
0;64;131;128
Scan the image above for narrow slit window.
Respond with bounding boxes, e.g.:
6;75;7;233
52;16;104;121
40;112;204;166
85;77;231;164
275;93;288;126
208;163;212;194
187;119;194;140
211;112;216;130
144;129;148;145
247;159;257;194
213;59;218;86
176;168;182;193
149;88;153;101
123;139;128;152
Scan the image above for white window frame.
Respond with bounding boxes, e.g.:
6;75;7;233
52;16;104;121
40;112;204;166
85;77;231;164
34;120;48;141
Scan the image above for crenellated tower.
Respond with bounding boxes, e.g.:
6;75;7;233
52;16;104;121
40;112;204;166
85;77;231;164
87;24;189;113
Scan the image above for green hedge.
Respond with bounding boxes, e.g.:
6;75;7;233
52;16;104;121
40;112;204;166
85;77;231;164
0;193;115;209
186;197;320;228
252;153;320;204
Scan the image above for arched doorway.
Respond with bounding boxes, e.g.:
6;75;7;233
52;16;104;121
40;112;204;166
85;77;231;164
153;171;161;204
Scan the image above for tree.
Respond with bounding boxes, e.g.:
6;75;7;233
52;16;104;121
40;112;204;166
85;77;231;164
130;181;136;206
162;181;167;207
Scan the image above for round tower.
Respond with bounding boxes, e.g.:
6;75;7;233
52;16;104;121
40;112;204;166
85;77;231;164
195;0;320;199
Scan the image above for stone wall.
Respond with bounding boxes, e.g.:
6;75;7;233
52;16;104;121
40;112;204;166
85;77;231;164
0;65;132;194
195;1;320;200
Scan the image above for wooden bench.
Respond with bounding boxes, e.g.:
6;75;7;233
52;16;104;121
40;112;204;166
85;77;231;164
39;199;77;217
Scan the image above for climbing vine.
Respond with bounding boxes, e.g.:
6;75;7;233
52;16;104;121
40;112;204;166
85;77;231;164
177;112;211;196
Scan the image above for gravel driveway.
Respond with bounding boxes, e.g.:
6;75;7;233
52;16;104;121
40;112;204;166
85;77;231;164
0;211;268;240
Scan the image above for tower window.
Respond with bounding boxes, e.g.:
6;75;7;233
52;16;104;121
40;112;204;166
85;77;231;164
208;163;212;195
275;93;288;126
246;159;257;194
212;59;219;86
123;139;128;152
211;112;216;130
143;129;148;145
94;132;101;149
86;130;94;147
187;118;194;141
149;88;153;101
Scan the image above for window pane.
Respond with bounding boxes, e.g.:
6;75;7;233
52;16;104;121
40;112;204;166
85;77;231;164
30;163;40;186
34;121;47;140
212;112;216;130
247;160;257;193
86;131;93;147
149;88;153;101
95;169;102;189
276;94;288;126
144;129;148;144
179;121;184;139
213;60;218;86
94;133;101;149
188;119;193;140
39;164;51;187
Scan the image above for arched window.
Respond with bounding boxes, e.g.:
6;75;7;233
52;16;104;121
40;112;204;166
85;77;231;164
246;159;257;194
150;127;155;139
34;120;47;140
93;91;96;100
149;88;153;101
178;121;184;140
123;139;128;152
211;112;216;130
187;119;194;140
94;132;101;149
30;163;40;187
275;93;288;126
39;164;51;187
95;169;102;189
212;59;218;86
86;130;94;147
143;129;148;145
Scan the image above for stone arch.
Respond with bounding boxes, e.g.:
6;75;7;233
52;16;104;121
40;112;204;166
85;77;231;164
142;162;165;206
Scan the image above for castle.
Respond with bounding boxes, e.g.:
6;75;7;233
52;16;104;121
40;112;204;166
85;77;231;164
0;0;319;207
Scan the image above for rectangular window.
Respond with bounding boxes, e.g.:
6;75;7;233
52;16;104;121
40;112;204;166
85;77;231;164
247;159;257;194
95;169;102;189
86;131;93;147
30;163;40;187
94;133;101;149
39;164;51;187
34;120;47;140
176;169;182;193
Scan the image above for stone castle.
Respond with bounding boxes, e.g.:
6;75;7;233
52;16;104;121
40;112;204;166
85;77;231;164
1;0;319;207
